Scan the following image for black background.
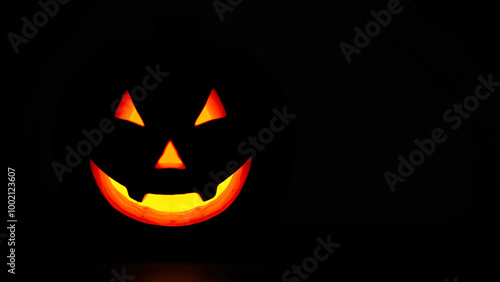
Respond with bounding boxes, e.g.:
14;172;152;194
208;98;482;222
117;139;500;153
2;0;499;281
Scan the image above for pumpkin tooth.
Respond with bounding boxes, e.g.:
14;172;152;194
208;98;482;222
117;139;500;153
127;189;146;203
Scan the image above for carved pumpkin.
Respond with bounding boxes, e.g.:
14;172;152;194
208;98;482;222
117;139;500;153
51;20;294;262
54;31;293;241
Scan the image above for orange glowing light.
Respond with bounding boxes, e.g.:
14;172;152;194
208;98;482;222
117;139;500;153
194;89;226;126
89;158;251;226
115;90;145;127
155;140;185;169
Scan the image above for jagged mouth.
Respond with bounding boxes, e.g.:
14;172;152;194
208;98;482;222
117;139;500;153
89;158;252;226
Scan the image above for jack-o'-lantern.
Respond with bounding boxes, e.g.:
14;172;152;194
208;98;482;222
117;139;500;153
55;33;292;234
51;18;294;263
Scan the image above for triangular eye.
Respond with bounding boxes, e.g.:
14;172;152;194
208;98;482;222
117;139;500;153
114;91;145;127
194;89;226;126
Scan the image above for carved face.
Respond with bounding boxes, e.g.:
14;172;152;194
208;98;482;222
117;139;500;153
90;86;253;226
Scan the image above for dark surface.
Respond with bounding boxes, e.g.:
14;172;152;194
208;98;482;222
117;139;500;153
2;0;499;281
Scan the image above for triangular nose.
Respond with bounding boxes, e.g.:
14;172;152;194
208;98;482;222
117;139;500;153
155;140;186;169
